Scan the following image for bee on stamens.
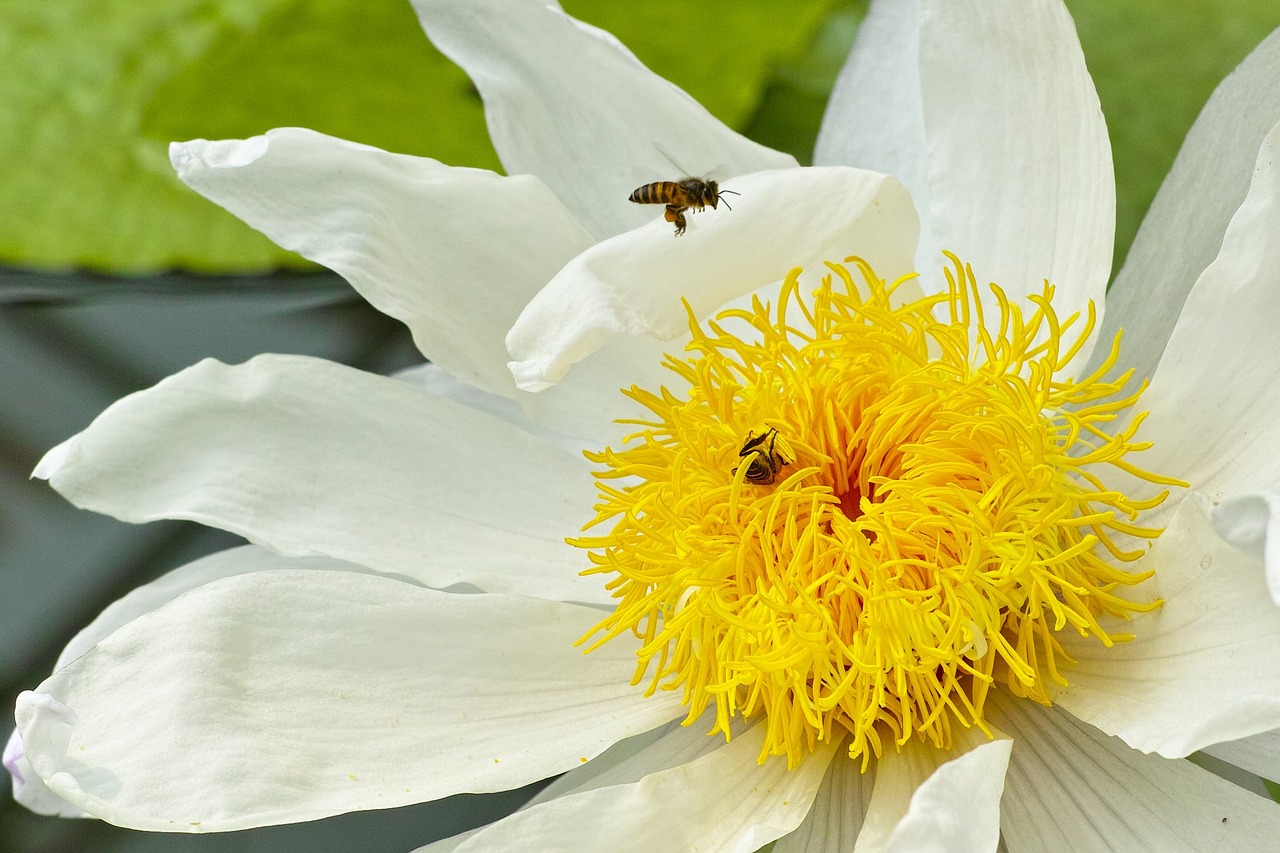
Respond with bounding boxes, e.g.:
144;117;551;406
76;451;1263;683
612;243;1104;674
629;177;739;236
735;427;792;486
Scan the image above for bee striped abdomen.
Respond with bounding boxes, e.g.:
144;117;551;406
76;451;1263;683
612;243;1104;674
629;182;681;205
736;427;792;486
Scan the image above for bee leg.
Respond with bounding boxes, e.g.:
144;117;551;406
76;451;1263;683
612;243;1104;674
666;207;688;236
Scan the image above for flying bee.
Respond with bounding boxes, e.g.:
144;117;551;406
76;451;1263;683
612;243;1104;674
736;427;793;486
629;177;739;236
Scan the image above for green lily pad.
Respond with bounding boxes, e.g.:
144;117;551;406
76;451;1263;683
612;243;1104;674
742;4;867;164
2;0;835;274
2;0;494;272
563;0;839;130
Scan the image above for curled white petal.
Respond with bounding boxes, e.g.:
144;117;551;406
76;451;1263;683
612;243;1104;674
855;729;1009;853
1209;493;1280;604
507;167;919;392
5;725;87;818
172;128;593;398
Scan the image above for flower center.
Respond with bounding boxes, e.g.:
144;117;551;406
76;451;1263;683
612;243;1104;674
573;255;1183;768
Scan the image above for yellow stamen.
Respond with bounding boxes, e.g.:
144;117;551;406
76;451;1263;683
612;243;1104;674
574;254;1183;768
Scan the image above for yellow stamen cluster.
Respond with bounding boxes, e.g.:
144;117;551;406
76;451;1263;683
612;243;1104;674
574;255;1182;767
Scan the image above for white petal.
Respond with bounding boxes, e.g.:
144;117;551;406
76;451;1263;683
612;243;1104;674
410;830;480;853
855;730;1010;853
1202;728;1280;782
773;738;871;853
918;0;1113;370
1094;29;1280;392
409;0;795;240
525;717;732;806
59;545;378;671
171;128;593;398
815;0;924;187
1127;120;1280;508
17;570;681;831
992;696;1280;851
394;361;590;454
397;353;671;455
1055;494;1280;758
393;361;527;427
814;0;931;276
5;725;87;818
1210;493;1280;604
882;741;1009;853
507;167;919;391
7;545;372;819
36;354;608;604
517;330;682;449
819;0;1112;371
412;718;732;852
446;723;837;853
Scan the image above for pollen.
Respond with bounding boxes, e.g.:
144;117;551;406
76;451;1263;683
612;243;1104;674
573;254;1183;768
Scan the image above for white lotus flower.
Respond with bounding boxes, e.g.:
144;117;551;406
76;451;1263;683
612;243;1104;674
12;0;1280;849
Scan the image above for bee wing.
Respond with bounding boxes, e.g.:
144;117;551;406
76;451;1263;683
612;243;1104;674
650;142;730;182
704;163;731;182
651;140;686;176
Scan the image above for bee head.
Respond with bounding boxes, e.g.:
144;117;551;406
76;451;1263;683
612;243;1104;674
703;180;720;207
716;185;739;212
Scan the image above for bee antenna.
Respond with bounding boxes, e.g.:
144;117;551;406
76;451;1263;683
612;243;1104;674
720;189;740;197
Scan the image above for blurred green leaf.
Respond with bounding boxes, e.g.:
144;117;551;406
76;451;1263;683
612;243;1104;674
743;3;866;164
1;0;495;272
1067;0;1280;269
2;0;836;275
563;0;838;130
